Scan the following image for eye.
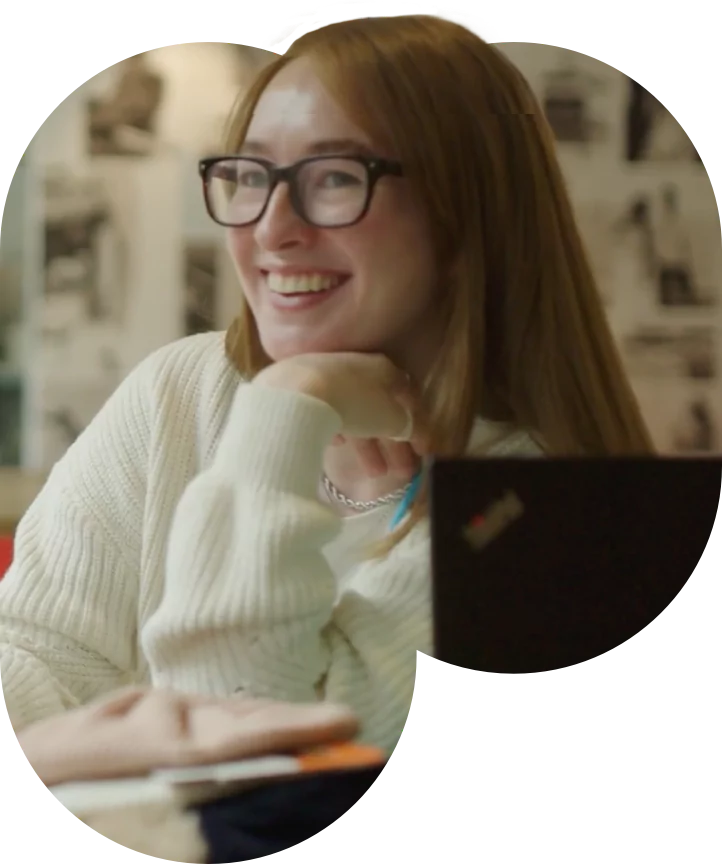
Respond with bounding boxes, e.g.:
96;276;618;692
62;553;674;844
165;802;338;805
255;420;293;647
317;170;363;189
238;169;269;189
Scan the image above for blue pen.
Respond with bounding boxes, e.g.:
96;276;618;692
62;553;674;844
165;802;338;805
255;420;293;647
389;468;424;531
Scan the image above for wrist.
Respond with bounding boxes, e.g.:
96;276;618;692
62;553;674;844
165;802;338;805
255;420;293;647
255;363;330;405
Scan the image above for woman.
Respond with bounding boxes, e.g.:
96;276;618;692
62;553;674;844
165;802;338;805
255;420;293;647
0;16;653;752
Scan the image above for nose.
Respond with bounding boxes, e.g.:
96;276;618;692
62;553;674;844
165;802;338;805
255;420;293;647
253;181;315;252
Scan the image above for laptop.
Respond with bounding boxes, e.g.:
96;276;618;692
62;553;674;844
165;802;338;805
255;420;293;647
430;457;721;674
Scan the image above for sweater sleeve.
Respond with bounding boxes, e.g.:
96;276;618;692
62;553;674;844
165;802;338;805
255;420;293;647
0;356;153;731
141;383;432;752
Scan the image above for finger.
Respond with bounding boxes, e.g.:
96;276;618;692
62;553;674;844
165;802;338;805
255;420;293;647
395;386;433;454
389;402;414;442
331;434;346;446
392;387;431;446
130;689;194;745
181;701;359;766
90;686;149;718
353;438;389;477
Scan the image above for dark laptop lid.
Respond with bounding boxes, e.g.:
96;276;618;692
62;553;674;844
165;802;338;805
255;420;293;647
430;457;721;674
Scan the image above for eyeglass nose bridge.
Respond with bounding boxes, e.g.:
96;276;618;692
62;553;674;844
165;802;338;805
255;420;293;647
257;162;308;225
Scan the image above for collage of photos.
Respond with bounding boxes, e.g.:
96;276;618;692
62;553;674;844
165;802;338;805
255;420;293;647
82;43;271;160
497;43;720;456
12;44;274;469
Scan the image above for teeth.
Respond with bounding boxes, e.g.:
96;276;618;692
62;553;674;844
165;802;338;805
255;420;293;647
267;273;341;294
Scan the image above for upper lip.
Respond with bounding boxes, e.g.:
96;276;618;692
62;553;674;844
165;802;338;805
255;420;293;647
259;266;349;276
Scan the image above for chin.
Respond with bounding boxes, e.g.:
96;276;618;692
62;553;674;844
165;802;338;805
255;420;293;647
260;336;326;361
260;331;361;360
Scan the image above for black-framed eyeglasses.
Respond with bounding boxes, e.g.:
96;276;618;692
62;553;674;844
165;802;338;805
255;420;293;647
198;154;404;229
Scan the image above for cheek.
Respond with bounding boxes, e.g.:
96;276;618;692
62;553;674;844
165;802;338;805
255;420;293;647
361;189;435;263
354;206;436;289
226;229;254;275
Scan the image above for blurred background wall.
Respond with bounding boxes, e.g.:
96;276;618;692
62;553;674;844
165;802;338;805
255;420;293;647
0;41;720;499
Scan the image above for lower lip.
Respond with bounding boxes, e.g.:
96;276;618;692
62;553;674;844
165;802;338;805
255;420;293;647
264;274;350;311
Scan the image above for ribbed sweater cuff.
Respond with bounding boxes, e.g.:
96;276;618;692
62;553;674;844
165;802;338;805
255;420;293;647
212;384;343;498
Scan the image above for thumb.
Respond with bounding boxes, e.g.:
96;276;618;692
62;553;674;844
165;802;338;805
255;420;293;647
89;686;149;718
391;389;431;452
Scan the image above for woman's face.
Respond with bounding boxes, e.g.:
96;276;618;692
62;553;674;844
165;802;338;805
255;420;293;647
226;58;443;374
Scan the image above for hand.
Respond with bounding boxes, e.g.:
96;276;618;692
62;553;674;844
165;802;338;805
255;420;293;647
254;353;430;452
16;687;358;787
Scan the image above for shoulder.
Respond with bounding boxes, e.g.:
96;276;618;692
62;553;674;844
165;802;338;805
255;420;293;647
54;332;239;484
133;331;234;391
130;331;243;461
123;331;241;420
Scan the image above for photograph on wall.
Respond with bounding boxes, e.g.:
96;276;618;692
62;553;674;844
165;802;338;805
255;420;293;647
39;166;129;469
84;44;271;162
43;167;128;326
621;325;716;381
652;183;713;307
625;79;702;163
603;192;661;326
670;394;719;454
494;43;627;163
605;181;719;315
183;241;218;336
540;54;610;147
87;53;164;157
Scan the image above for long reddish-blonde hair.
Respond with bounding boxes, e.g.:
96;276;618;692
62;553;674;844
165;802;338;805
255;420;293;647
222;15;655;548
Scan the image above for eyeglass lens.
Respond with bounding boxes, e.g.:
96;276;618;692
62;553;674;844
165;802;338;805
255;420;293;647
206;158;369;227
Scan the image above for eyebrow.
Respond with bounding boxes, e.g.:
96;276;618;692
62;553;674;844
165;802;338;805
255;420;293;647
239;138;378;158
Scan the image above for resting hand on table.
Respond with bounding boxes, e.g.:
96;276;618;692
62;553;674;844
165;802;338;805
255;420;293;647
16;687;358;787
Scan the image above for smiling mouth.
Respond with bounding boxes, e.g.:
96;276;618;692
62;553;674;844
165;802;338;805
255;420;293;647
261;271;351;296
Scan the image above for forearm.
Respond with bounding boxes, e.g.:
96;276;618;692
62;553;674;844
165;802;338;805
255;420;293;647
142;384;344;701
323;544;432;752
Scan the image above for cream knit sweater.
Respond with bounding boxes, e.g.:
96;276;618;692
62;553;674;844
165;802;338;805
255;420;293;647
0;331;542;751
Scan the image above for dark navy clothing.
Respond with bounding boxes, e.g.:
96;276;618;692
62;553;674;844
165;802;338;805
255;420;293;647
195;766;384;862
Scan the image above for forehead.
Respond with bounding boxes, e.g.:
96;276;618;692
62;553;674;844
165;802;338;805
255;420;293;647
244;58;373;155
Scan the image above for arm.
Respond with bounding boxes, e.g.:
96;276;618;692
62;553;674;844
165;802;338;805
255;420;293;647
142;383;431;752
0;356;153;731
